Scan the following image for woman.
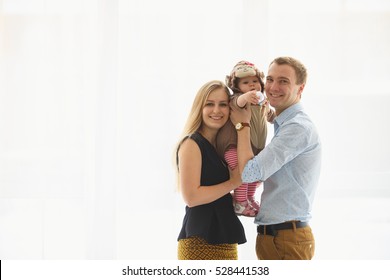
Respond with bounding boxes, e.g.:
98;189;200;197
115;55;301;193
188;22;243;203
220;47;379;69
175;80;246;260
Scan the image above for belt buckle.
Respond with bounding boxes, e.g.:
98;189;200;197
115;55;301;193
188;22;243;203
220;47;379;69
258;225;278;237
268;226;277;237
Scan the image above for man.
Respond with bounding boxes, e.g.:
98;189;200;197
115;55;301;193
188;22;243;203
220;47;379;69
230;57;321;260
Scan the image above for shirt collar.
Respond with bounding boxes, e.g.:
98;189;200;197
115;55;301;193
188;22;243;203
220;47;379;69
274;102;304;127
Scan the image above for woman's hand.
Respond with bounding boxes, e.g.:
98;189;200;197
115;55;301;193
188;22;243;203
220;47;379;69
229;166;242;189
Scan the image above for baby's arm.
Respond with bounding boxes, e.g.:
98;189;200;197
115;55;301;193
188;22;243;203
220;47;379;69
236;90;260;108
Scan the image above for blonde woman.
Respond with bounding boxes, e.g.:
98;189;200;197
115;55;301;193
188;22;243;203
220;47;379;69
175;80;246;260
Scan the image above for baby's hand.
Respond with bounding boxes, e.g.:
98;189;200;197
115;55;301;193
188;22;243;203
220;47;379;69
241;90;260;105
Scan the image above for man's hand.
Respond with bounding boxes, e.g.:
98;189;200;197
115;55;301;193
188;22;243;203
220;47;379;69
230;99;252;125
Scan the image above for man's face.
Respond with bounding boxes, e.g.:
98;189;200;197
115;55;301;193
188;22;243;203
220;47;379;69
265;63;304;114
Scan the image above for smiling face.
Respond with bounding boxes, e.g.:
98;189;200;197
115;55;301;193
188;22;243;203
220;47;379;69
265;63;305;115
201;88;230;133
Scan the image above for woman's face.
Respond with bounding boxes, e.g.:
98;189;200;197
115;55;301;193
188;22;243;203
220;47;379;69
201;88;229;132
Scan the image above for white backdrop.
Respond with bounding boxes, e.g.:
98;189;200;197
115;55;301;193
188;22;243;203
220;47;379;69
1;0;390;259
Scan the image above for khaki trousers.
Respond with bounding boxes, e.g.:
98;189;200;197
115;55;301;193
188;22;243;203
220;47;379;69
256;225;315;260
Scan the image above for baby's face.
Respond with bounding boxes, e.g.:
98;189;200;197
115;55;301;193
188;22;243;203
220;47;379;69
237;76;262;93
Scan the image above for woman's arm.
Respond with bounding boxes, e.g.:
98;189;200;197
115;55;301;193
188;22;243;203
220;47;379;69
230;104;254;176
178;138;241;207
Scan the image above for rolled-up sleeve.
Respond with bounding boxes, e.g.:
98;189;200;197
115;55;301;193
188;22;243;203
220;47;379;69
242;158;262;183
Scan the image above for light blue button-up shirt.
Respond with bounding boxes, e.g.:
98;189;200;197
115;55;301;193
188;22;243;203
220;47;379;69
242;102;321;225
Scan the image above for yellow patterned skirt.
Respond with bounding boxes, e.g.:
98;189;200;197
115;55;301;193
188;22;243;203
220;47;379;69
178;236;238;260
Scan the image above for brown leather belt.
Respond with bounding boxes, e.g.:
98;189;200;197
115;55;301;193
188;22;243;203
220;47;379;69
257;221;308;236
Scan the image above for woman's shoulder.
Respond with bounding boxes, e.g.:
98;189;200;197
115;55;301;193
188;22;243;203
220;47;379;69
177;135;202;166
178;133;200;152
176;134;201;168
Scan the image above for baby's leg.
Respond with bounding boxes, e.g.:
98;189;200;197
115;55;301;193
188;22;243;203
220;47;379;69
224;146;256;217
247;182;258;199
224;146;238;170
247;182;260;212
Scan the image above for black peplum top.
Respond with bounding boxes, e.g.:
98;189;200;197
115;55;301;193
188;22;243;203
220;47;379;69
177;132;246;245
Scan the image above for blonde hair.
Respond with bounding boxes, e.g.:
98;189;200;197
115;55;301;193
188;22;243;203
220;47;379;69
182;81;229;136
173;80;230;189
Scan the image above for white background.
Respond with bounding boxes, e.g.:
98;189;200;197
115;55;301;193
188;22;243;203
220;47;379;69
0;0;390;260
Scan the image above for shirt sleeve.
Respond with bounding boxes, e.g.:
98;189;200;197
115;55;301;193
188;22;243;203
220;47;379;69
242;158;262;183
241;119;310;183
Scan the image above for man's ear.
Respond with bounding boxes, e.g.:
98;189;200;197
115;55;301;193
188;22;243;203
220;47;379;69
298;83;305;97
